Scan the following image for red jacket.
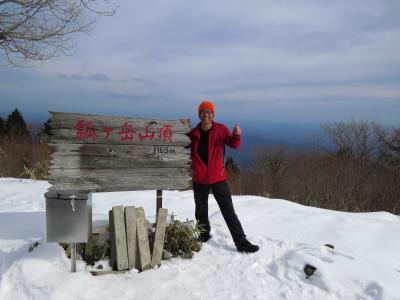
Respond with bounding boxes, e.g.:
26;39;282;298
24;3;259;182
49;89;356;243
189;121;241;184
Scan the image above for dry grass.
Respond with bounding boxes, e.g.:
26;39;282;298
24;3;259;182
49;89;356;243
0;136;50;179
236;121;400;214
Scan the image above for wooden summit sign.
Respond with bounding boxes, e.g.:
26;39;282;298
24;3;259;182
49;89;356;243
48;112;192;192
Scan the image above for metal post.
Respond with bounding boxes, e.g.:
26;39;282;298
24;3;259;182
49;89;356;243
156;189;162;217
71;242;77;272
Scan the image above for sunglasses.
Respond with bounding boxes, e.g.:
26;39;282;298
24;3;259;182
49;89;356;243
200;110;213;115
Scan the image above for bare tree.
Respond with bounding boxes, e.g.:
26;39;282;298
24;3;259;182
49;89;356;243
238;120;400;214
375;125;400;172
0;0;114;66
225;156;241;195
380;127;400;155
252;144;292;198
321;119;380;161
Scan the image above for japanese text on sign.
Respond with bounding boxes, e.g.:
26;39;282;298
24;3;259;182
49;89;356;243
74;120;173;142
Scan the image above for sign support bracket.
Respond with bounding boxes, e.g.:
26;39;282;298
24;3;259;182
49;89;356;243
156;189;163;218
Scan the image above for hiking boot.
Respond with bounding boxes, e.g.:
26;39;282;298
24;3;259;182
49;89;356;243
198;232;212;243
236;240;259;253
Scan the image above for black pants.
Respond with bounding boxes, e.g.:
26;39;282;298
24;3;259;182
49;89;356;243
193;181;246;245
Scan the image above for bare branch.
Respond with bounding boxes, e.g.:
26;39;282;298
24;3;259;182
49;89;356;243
0;0;115;66
80;0;115;16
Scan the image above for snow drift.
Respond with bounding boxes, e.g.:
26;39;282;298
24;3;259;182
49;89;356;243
0;178;399;300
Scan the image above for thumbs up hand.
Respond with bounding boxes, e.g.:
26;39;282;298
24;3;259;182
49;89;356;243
233;122;241;136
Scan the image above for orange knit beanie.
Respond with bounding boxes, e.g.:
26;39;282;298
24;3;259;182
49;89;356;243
198;100;215;116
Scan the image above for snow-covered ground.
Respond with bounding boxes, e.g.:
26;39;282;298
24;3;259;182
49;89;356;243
0;178;399;300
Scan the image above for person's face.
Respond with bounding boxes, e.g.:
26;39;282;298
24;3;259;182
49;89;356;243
199;109;214;125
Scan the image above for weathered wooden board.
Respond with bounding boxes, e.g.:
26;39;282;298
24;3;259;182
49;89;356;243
48;168;191;192
50;155;190;169
50;129;189;145
136;207;151;271
49;112;190;145
51;143;191;158
50;112;189;131
49;144;191;169
124;206;138;270
151;208;168;268
111;206;129;271
48;112;192;193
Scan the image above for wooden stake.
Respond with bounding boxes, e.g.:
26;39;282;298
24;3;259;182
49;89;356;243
136;207;151;271
151;208;168;268
124;206;138;270
111;206;129;270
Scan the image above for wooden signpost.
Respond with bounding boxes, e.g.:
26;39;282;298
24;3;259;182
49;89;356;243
45;112;192;272
48;112;191;192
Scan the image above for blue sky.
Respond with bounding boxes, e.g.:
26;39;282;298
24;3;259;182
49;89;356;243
1;0;399;126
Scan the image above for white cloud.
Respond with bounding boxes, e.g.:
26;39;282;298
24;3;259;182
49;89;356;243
2;0;399;124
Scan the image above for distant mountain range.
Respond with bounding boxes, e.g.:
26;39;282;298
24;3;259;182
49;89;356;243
225;121;324;166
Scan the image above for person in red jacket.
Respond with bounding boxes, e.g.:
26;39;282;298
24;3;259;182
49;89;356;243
187;100;259;253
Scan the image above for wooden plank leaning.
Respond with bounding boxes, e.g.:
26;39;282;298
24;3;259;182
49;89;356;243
136;207;151;271
124;206;138;270
151;208;168;268
111;206;129;270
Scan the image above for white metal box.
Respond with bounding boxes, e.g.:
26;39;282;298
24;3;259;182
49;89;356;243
46;192;92;243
